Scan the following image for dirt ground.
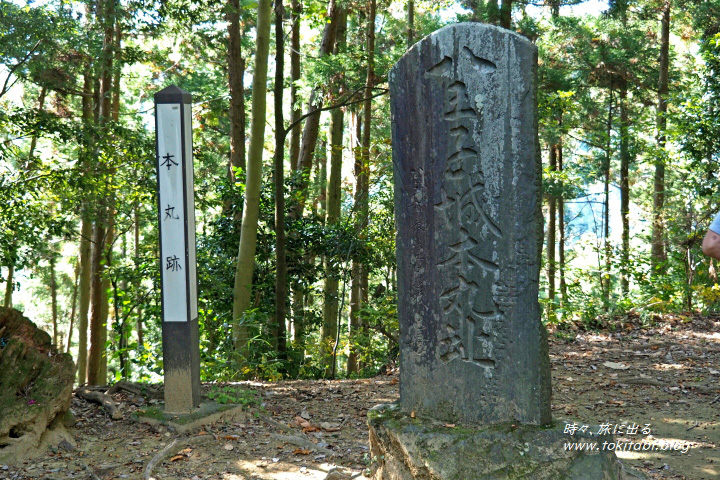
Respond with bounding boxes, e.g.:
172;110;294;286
2;314;720;480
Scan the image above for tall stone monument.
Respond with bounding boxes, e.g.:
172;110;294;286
368;23;634;480
392;22;549;425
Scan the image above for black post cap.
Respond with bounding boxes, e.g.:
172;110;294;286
154;85;192;104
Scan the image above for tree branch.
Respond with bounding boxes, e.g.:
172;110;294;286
0;40;43;100
283;87;388;137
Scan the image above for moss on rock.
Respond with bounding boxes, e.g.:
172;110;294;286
0;307;75;463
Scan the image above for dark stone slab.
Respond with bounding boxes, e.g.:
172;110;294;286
134;401;246;434
390;23;549;425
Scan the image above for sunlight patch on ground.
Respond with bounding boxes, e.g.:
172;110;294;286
698;462;720;476
685;330;720;343
233;459;351;480
650;363;689;371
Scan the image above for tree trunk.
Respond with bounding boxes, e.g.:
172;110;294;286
98;218;113;384
547;144;557;312
500;0;512;29
315;141;328;218
66;262;80;354
232;0;272;355
227;0;246;179
407;0;414;48
652;1;670;270
558;140;567;304
619;87;630;295
77;218;92;384
49;253;58;347
347;111;362;375
321;109;343;374
357;0;376;371
291;0;342;220
3;263;13;308
273;0;288;358
602;90;613;303
321;11;347;376
87;218;108;386
290;0;301;170
26;86;47;168
87;0;116;385
134;205;143;348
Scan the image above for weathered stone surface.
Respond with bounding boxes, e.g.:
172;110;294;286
0;307;75;462
368;405;637;480
390;22;549;425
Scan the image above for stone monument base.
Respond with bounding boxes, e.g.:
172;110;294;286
133;402;246;434
368;404;642;480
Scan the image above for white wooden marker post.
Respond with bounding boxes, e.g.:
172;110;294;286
155;85;201;413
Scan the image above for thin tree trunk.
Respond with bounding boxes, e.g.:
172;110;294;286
3;263;13;308
291;0;342;220
347;110;363;375
289;0;343;347
98;218;112;383
602;90;613;303
619;87;630;295
134;204;143;348
322;11;347;376
232;0;272;355
290;0;301;170
558;140;567;304
67;262;80;354
273;0;288;358
87;0;116;385
407;0;414;48
500;0;512;29
547;145;557;311
227;0;246;179
27;86;47;168
315;142;328;218
76;18;96;387
652;1;670;270
50;253;58;347
87;218;108;385
357;0;376;370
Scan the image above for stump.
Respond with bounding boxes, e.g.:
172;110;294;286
0;307;76;463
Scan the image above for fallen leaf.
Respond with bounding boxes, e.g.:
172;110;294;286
444;423;455;428
294;416;311;428
410;411;416;419
389;378;398;385
224;443;234;451
293;448;311;455
224;435;240;441
170;455;185;462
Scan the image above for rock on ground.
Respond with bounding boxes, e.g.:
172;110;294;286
367;404;638;480
0;307;75;463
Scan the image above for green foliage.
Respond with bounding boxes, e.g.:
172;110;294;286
206;384;260;406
